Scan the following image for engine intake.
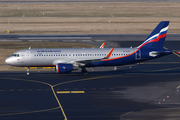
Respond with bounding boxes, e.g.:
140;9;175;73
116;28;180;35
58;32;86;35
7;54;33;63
56;63;73;73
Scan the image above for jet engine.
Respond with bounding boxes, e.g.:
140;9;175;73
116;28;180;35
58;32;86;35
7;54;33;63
56;63;73;73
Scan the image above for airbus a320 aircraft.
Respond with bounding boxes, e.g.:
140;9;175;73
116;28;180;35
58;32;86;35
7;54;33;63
5;21;172;75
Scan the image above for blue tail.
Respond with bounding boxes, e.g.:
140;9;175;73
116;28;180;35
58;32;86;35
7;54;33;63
138;21;169;50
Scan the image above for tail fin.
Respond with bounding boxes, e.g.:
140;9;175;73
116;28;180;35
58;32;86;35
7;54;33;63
138;21;169;50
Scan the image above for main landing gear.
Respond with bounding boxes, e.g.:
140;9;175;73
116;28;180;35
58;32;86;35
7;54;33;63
81;67;88;76
27;67;30;76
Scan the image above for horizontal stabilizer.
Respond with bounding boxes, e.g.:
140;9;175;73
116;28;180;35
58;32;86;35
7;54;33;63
149;50;172;57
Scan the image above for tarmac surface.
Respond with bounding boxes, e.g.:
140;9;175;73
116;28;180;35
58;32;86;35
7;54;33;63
0;0;179;3
1;64;180;120
1;34;180;120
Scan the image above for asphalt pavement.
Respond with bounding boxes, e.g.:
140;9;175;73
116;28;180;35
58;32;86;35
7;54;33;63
0;34;180;120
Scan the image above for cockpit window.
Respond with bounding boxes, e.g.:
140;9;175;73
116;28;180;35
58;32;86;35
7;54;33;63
12;54;20;57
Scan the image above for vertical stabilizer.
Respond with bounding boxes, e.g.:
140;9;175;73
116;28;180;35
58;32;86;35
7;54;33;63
138;21;169;50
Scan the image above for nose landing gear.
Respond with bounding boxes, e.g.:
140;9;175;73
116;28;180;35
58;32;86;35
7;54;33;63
27;67;30;76
81;67;88;76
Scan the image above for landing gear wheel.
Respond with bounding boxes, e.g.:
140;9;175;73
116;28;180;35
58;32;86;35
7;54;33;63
27;67;30;76
81;68;88;76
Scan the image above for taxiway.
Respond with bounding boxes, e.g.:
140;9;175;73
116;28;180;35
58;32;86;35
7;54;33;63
0;34;180;120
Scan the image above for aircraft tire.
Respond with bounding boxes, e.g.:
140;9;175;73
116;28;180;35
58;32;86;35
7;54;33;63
81;69;88;76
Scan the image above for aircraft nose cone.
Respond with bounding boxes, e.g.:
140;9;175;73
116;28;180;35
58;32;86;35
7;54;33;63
5;58;11;65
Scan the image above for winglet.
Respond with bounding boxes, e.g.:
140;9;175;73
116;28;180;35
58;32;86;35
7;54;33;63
104;47;114;59
100;42;106;48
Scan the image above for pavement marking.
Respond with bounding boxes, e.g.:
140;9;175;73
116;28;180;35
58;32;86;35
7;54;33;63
71;91;85;93
57;91;85;94
51;86;67;120
0;75;120;119
154;103;180;105
53;75;119;87
0;107;60;116
140;62;180;64
0;77;67;120
164;47;180;58
140;66;180;73
151;67;180;72
120;111;134;119
0;77;52;86
57;91;71;94
173;51;180;58
0;87;129;92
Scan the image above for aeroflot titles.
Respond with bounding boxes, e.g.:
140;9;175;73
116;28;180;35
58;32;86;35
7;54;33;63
37;50;61;52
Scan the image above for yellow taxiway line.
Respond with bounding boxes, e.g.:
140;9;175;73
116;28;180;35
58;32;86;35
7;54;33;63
57;91;85;94
164;47;180;58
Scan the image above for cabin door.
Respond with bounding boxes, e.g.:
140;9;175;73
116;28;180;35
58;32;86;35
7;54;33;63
25;51;30;60
135;50;141;60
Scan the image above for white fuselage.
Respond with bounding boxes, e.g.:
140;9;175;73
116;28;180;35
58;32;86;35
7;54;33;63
5;48;137;67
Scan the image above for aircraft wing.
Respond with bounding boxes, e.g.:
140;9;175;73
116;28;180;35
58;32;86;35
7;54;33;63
100;42;106;48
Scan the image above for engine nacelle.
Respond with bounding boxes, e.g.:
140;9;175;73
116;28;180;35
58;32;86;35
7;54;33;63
56;63;73;73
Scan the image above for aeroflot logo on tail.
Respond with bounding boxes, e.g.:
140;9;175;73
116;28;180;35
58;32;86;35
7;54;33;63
37;50;61;52
138;26;168;48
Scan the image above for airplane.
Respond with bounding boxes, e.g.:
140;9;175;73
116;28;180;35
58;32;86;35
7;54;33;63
5;21;172;75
